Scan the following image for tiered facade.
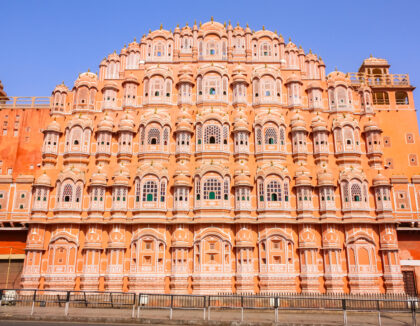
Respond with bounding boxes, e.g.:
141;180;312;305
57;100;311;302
5;19;419;294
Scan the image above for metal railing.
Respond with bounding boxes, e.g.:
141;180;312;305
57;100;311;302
0;289;418;325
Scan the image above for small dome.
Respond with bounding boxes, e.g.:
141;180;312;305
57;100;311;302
34;172;51;187
118;113;135;132
363;118;382;133
45;119;61;133
122;74;139;85
317;169;335;186
233;114;250;132
290;112;306;131
311;114;328;132
174;174;190;187
295;165;311;186
90;170;107;186
232;64;248;84
285;73;302;85
97;114;114;132
102;80;119;91
112;169;130;186
373;172;389;187
234;174;251;187
108;52;120;62
53;82;69;94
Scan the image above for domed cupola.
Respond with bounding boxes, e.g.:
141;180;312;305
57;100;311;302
73;71;98;112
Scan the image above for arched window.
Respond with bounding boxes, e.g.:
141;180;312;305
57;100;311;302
256;128;262;145
154;42;165;57
204;125;221;144
63;184;72;202
75;185;81;203
163;128;169;146
223;178;229;200
143;181;158;202
147;128;160;145
265;128;278;145
135;180;141;202
203;178;221;200
396;91;409;105
267;180;281;202
351;183;362;202
209;87;216;95
160;181;166;202
260;42;272;56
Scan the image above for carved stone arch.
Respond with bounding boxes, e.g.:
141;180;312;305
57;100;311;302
259;228;294;244
197;64;228;78
194;227;232;245
195;165;229;179
346;231;375;246
49;233;79;246
132;228;166;244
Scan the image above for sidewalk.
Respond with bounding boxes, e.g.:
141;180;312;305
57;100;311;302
0;305;416;325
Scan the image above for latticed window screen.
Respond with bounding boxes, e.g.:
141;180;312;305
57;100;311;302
259;182;264;201
204;125;221;144
163;128;169;145
75;186;81;203
195;179;201;199
223;125;228;143
260;43;272;56
256;128;262;145
160;181;166;202
267;180;281;202
62;184;73;202
284;181;289;201
363;184;368;202
147;128;160;144
224;179;229;200
142;181;158;202
340;182;348;202
351;183;362;202
265;128;278;144
135;180;141;202
279;128;285;145
140;128;145;144
203;178;221;200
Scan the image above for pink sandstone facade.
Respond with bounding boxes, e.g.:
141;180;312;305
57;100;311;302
1;19;419;294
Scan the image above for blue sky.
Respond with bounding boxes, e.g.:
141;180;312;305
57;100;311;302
0;0;418;115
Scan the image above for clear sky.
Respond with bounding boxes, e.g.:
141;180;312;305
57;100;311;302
1;0;419;116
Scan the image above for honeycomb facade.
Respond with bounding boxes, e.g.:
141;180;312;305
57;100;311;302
2;20;419;294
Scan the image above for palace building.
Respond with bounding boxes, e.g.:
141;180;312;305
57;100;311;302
0;19;419;294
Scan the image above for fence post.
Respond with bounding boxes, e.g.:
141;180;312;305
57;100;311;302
274;297;279;323
170;294;173;320
131;293;136;319
207;296;211;321
342;299;347;326
31;290;37;316
64;291;70;316
376;300;381;326
411;299;417;326
241;295;244;322
203;296;206;321
137;294;141;319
